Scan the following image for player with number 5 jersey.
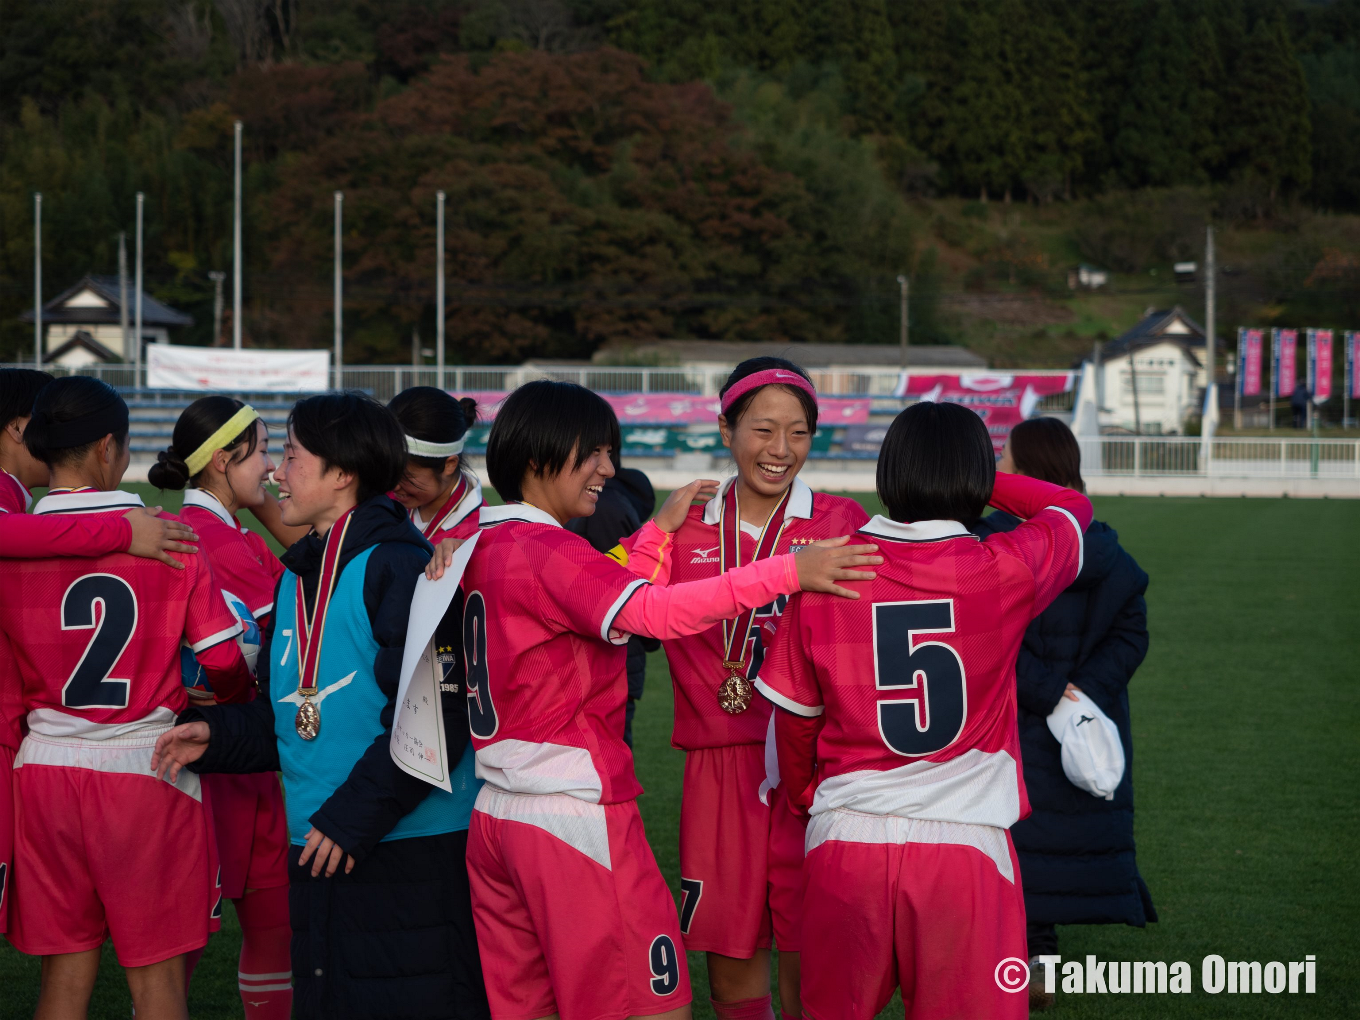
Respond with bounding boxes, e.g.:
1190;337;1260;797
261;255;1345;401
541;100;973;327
757;401;1093;1020
0;378;250;1020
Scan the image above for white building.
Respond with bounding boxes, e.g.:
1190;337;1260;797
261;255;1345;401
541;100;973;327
20;275;193;366
1094;306;1218;434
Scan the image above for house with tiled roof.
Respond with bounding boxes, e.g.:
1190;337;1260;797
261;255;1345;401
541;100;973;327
1090;306;1222;434
19;275;193;366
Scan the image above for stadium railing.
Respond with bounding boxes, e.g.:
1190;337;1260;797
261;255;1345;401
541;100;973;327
1080;436;1360;479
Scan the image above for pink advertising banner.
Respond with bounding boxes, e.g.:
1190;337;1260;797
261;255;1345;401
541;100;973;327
460;391;872;425
893;372;1076;453
1309;329;1334;402
1274;329;1298;397
1348;332;1360;400
1240;329;1263;396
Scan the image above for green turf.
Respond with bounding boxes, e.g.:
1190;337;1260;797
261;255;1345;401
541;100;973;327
2;492;1356;1018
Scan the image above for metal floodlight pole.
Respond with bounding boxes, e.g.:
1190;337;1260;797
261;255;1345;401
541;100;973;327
233;120;243;350
33;193;42;366
436;190;446;391
334;191;343;391
1204;224;1215;404
134;192;144;387
209;271;226;345
896;274;909;372
118;232;130;361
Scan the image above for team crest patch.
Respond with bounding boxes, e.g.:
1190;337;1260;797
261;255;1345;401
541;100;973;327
787;537;817;554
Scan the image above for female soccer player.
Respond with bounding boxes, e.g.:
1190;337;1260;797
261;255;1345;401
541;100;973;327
0;368;199;945
0;377;250;1020
153;392;491;1020
149;396;299;1020
757;401;1094;1020
455;380;881;1020
389;387;484;543
625;357;869;1020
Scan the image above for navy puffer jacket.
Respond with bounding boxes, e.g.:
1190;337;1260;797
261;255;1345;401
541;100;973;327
974;512;1157;928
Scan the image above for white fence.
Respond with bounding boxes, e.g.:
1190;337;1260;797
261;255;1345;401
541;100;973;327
1081;436;1360;479
6;361;1074;402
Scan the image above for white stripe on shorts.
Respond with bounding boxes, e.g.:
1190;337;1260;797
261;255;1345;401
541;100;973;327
805;808;1014;883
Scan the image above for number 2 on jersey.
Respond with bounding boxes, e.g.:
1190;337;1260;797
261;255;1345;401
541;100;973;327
61;573;138;709
463;590;497;739
873;599;967;756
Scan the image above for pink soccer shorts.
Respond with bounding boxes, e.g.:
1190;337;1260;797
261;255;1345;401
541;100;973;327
678;744;807;958
799;815;1028;1020
467;790;691;1019
9;755;216;967
0;745;13;935
203;771;290;899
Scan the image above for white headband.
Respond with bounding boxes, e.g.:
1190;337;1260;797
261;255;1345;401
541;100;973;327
405;434;465;458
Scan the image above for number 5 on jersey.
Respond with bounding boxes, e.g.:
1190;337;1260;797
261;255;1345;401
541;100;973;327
464;590;497;739
873;599;967;756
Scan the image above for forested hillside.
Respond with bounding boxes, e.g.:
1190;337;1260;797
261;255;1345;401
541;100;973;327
1;0;1357;365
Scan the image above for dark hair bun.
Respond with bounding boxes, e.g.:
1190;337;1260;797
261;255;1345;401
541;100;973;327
457;397;479;428
147;447;191;490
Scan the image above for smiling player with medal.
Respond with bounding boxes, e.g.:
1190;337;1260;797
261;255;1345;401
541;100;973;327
154;393;492;1020
622;358;871;1020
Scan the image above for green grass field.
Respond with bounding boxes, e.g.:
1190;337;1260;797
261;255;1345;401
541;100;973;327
2;492;1357;1018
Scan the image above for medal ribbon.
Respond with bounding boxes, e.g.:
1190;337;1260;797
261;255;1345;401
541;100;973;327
414;474;470;539
718;484;792;672
295;508;354;697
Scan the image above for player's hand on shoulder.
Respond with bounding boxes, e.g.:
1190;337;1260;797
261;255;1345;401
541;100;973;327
794;535;882;600
126;506;198;569
425;537;466;581
652;478;720;533
151;720;210;782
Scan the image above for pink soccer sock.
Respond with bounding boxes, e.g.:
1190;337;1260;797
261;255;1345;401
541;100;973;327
711;994;776;1020
234;885;293;1020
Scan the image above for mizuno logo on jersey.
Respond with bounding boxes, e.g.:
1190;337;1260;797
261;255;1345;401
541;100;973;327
690;545;719;564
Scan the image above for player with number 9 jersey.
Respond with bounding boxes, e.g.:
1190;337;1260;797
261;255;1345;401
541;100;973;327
756;408;1092;1020
0;477;250;967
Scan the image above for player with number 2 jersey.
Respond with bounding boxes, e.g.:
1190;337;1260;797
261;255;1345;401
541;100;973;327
757;403;1092;1020
0;379;249;983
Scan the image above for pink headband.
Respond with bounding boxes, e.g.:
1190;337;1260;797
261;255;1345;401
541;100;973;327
719;368;818;415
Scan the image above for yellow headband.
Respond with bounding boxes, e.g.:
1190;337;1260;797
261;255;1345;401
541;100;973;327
185;405;261;476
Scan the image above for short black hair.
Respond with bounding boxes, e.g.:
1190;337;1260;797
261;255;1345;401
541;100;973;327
287;392;405;503
876;401;995;526
719;356;819;432
388;387;478;472
148;395;259;490
24;376;130;468
486;380;619;502
0;369;54;427
1008;417;1085;493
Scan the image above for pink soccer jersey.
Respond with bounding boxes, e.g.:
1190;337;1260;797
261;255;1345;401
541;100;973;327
0;470;30;514
757;474;1090;829
632;477;868;751
463;502;650;805
0;488;249;734
179;489;285;622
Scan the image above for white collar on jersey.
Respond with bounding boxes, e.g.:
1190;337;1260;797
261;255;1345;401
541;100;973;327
1;470;33;512
478;500;562;530
859;515;977;543
33;487;145;516
701;474;814;526
414;475;483;533
182;486;235;527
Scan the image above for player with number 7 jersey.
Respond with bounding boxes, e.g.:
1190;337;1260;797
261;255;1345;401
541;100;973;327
0;379;250;979
756;404;1093;1020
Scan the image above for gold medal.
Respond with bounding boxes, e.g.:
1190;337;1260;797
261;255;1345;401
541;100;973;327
715;485;791;715
718;663;754;715
295;697;321;740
